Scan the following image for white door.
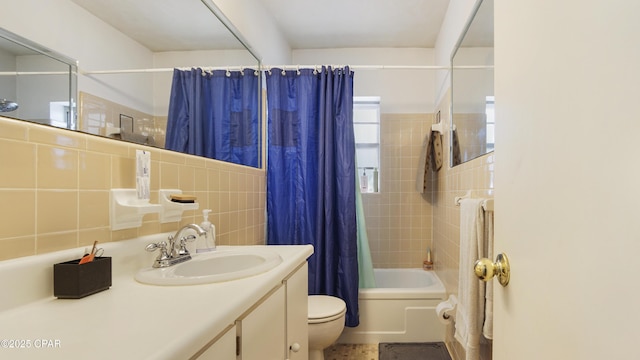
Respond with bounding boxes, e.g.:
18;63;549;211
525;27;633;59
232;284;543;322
240;286;286;359
285;263;309;360
196;325;236;360
494;1;640;359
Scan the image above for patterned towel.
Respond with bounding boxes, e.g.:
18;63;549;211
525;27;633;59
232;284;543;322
415;130;443;193
452;128;462;166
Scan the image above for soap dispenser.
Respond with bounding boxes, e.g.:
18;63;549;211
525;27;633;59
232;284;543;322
197;209;216;253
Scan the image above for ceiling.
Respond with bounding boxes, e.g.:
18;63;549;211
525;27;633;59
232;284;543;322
70;0;451;52
70;0;244;51
259;0;451;49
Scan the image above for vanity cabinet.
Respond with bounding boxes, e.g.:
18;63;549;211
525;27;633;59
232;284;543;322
285;263;308;360
239;286;286;359
195;264;309;360
0;240;313;360
195;325;236;360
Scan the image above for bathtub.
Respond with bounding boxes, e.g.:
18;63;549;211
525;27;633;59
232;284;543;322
338;268;447;344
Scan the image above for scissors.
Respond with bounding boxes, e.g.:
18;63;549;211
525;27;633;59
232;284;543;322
88;247;104;257
79;241;104;264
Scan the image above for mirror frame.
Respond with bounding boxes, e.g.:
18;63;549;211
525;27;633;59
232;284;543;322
449;0;494;167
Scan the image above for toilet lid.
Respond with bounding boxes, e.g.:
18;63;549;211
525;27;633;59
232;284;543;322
308;295;347;320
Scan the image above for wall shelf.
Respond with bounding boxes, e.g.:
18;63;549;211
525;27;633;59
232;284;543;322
110;189;161;231
159;189;199;223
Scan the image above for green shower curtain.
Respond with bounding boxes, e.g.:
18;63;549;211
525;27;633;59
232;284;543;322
356;164;376;289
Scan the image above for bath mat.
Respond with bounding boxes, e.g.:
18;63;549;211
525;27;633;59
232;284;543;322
379;342;452;360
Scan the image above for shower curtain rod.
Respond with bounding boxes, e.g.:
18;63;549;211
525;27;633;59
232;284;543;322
0;71;76;76
0;64;492;76
262;64;492;70
79;64;493;75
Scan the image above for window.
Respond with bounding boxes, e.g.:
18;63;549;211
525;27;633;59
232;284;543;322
354;96;380;193
49;101;73;129
485;96;495;152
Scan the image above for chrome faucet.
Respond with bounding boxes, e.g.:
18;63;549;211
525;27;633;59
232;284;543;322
145;224;207;268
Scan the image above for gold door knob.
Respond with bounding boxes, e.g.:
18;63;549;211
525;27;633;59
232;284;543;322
474;253;510;287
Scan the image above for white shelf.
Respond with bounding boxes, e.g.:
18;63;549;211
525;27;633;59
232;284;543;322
431;122;444;134
159;189;199;223
110;189;162;231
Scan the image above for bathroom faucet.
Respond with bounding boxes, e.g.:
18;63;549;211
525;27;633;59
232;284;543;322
145;224;207;268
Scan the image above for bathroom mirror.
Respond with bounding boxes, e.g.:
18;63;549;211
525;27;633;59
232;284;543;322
0;28;77;129
0;0;262;168
450;0;494;166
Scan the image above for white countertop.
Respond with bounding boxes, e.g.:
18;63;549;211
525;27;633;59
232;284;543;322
0;235;313;360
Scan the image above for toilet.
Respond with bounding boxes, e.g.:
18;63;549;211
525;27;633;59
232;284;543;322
308;295;347;360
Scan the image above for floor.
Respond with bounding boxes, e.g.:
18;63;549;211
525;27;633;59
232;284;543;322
324;343;456;360
324;343;379;360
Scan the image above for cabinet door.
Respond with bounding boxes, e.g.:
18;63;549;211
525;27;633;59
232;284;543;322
285;263;308;360
196;325;236;360
240;285;286;360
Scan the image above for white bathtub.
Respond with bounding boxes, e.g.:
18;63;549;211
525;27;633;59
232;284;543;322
338;268;447;344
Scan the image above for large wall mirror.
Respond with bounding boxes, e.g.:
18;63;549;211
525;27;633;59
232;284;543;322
0;0;262;168
450;0;494;166
0;29;78;129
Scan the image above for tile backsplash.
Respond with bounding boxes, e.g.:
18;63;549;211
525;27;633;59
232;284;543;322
0;116;265;261
79;92;167;148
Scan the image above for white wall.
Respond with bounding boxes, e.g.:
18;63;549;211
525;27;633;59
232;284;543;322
214;2;439;114
152;50;260;115
0;48;16;110
453;47;494;113
494;0;640;358
0;0;154;114
434;0;480;104
293;48;436;113
16;55;70;122
213;0;292;64
0;0;273;118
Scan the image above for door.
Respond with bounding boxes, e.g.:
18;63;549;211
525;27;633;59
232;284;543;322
195;325;236;360
239;285;286;360
494;1;640;359
285;263;309;360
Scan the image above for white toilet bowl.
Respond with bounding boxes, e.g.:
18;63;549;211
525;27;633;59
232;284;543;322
308;295;347;360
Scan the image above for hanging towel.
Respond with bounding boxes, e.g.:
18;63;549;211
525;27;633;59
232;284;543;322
452;128;462;166
482;210;494;340
415;130;443;193
455;198;485;360
415;133;431;193
430;130;443;171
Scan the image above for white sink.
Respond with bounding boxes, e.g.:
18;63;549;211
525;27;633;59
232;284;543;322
135;248;283;286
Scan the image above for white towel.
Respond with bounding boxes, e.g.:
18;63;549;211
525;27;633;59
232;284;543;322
455;198;485;360
483;210;494;340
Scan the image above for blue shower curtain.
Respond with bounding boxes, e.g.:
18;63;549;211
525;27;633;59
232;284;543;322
165;68;259;167
266;66;360;327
